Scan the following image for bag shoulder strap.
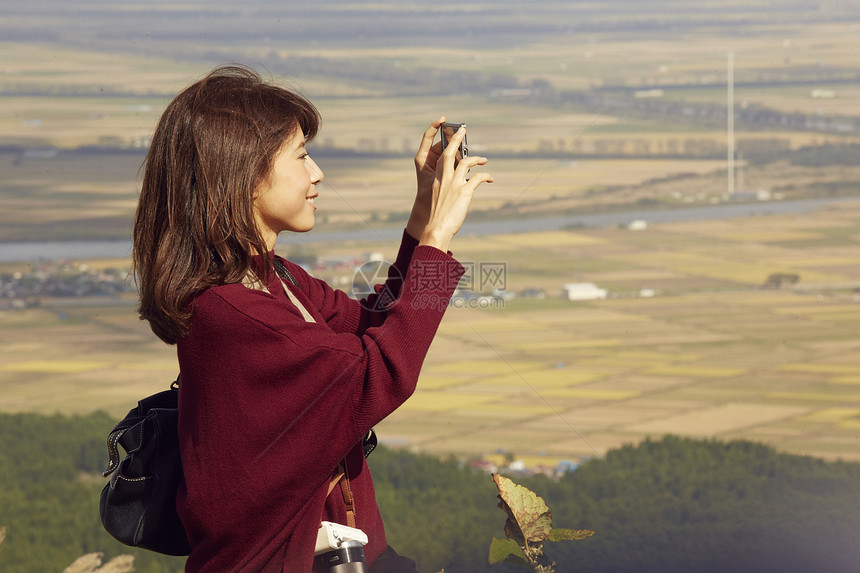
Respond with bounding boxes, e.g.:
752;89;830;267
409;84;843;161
326;461;356;529
273;257;316;323
279;279;316;323
273;257;300;289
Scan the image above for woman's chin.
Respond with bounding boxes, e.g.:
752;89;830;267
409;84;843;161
286;221;315;234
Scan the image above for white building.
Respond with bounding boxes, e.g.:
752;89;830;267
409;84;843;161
563;282;607;301
729;189;771;202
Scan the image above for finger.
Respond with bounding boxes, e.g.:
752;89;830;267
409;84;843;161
467;172;494;187
457;155;488;171
453;155;488;180
416;117;445;158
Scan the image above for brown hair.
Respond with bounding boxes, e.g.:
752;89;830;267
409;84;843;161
133;65;320;344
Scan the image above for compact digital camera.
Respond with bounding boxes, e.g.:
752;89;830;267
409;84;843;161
439;121;469;169
312;521;369;572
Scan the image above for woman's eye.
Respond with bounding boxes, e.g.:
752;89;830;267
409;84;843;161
299;153;309;160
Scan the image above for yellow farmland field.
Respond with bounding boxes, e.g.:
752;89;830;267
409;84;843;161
487;231;608;248
575;356;674;371
767;392;860;402
698;261;843;285
0;96;162;149
520;369;605;387
772;305;860;316
803;313;860;323
839;420;860;430
476;158;726;199
778;364;860;374
750;87;860;117
667;212;857;235
733;262;847;285
434;321;489;336
689;229;822;243
452;374;535;388
698;291;799;306
538;311;651;325
0;360;110;373
600;350;702;362
429;360;545;375
645;365;747;378
540;388;640;401
626;403;810;437
535;402;668;427
474;403;558;417
768;256;859;268
830;377;860;386
0;42;200;93
117;362;180;372
515;339;622;351
474;370;604;388
801;408;860;422
400;392;498;412
464;320;551;334
415;376;477;390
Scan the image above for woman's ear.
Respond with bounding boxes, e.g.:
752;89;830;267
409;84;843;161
253;169;272;201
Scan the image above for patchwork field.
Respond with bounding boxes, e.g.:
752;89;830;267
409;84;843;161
4;1;860;471
396;285;860;463
3;200;860;466
6;15;860;241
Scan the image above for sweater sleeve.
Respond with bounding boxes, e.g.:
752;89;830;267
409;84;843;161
283;229;421;336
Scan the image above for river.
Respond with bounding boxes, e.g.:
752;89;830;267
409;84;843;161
1;196;858;263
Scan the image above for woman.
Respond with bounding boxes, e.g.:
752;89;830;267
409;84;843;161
132;66;492;571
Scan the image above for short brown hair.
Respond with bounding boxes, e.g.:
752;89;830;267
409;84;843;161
133;65;320;344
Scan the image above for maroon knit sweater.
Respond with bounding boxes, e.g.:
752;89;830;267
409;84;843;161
175;231;464;572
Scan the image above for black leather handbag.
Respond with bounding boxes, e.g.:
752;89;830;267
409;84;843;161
99;378;378;558
99;381;191;556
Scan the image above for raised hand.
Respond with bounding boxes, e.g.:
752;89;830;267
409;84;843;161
418;124;493;252
407;117;446;239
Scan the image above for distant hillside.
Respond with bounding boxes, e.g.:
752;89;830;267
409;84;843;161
6;0;860;57
2;411;859;572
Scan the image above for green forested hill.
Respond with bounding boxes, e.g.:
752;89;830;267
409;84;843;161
1;412;859;573
513;437;860;573
0;412;185;572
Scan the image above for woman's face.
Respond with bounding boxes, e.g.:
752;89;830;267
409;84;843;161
253;128;324;250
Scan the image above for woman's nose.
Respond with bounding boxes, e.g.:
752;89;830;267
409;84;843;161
308;157;324;183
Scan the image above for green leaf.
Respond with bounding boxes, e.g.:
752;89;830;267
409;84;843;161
488;537;531;569
547;528;595;542
493;474;554;543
